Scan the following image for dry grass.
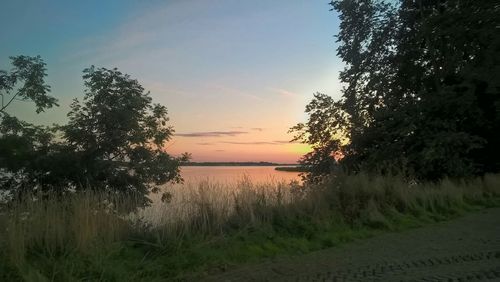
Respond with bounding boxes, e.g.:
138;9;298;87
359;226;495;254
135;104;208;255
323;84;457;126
136;176;296;240
1;173;499;279
0;193;131;266
125;172;500;243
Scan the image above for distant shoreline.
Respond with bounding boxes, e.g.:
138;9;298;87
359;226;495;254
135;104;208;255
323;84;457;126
181;162;298;167
274;166;309;172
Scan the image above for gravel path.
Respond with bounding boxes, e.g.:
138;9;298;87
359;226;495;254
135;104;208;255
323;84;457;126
207;208;500;281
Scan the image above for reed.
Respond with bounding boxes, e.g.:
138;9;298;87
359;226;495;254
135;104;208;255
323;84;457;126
1;173;499;280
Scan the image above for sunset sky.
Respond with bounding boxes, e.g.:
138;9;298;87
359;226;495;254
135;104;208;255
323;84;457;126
0;1;343;163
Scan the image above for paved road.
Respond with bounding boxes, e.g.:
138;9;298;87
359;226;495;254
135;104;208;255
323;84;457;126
208;208;500;281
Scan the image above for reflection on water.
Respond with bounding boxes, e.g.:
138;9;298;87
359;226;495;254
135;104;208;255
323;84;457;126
179;166;301;184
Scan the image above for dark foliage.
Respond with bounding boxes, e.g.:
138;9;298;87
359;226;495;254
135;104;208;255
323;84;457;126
0;56;59;192
1;59;188;207
292;0;500;182
61;67;189;204
0;55;57;114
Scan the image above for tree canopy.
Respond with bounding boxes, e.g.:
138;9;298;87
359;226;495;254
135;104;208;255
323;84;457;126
0;56;58;192
0;55;57;115
292;0;500;182
62;67;189;202
1;60;187;207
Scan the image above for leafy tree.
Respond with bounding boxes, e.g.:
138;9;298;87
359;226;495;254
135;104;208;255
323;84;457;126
0;55;57;115
1;59;188;208
289;93;347;182
292;0;500;181
61;67;189;205
0;56;58;191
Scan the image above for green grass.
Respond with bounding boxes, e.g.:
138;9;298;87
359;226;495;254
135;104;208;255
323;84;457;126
1;173;500;281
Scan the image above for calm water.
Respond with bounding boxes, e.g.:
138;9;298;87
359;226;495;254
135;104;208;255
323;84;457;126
179;166;301;184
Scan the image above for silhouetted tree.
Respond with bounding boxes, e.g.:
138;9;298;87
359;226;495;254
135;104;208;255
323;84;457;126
0;56;58;191
0;55;57;115
292;0;500;181
60;67;189;205
289;93;347;182
1;60;188;207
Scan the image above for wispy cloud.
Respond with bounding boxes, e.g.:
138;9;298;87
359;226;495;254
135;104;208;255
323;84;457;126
144;81;193;97
270;88;299;98
197;142;215;145
221;141;276;145
251;127;264;131
219;140;296;145
60;1;196;64
176;131;248;137
273;140;299;144
209;83;263;101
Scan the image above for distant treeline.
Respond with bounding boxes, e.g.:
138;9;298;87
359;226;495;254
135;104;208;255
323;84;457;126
274;166;309;172
181;162;297;166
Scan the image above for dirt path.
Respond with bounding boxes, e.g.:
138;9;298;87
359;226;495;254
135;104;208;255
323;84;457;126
208;208;500;281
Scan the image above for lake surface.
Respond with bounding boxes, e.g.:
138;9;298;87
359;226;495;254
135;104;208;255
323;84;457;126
179;166;302;184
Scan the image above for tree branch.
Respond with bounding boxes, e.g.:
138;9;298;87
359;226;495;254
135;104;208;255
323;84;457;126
0;92;19;113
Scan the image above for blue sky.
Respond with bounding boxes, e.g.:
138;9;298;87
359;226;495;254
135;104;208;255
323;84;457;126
0;0;343;162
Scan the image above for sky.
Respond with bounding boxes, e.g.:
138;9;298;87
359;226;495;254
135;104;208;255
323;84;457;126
0;0;343;163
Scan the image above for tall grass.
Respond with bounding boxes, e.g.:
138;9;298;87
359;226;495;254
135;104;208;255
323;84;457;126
1;173;500;280
1;193;130;266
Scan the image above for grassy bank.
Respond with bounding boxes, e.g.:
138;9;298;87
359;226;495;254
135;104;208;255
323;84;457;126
1;173;500;281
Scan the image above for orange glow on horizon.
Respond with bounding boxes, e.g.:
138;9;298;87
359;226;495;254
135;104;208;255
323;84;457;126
166;130;314;164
